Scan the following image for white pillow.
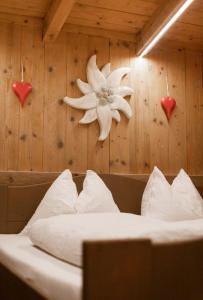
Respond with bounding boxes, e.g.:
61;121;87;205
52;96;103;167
22;170;78;234
75;170;120;213
172;169;203;219
29;213;164;266
141;167;203;221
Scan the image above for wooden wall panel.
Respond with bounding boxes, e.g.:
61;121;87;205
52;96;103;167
0;25;7;170
43;33;67;171
167;49;187;173
29;30;45;171
109;39;132;173
129;48;151;174
147;50;169;173
65;32;88;172
5;24;21;171
0;24;203;175
186;51;203;174
18;27;45;171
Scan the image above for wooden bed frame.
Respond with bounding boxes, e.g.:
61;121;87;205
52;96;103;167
0;172;203;300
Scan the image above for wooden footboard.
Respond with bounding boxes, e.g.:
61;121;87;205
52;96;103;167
83;238;203;300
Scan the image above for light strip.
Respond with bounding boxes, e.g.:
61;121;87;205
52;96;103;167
139;0;194;57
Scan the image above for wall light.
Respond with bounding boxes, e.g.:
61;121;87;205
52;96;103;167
139;0;194;57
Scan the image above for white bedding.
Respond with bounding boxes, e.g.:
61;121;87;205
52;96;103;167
1;216;203;300
29;213;164;266
29;213;203;267
0;235;82;300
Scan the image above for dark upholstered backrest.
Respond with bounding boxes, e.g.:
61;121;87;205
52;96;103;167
1;173;203;233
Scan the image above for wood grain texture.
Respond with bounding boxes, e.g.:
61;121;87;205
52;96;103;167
65;32;88;172
43;32;67;171
0;25;7;170
0;25;202;174
5;24;21;171
0;0;51;18
84;238;203;300
77;0;160;16
18;28;45;171
167;48;187;173
136;0;194;55
186;50;203;174
146;49;169;173
129;45;151;173
63;23;136;42
109;39;132;173
83;239;151;300
0;0;202;52
68;3;149;33
43;0;75;42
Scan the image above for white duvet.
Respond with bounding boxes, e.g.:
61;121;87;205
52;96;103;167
29;213;203;267
0;235;82;300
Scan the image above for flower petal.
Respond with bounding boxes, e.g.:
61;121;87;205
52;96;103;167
113;86;134;97
110;95;132;119
76;79;93;94
111;110;121;123
64;93;97;110
101;63;111;78
79;109;97;124
107;67;131;88
97;105;112;141
87;55;106;92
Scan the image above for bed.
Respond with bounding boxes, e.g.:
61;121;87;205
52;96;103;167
0;172;203;300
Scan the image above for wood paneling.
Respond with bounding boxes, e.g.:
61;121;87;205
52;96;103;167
163;0;203;50
0;12;42;29
0;0;51;18
63;23;136;42
5;24;21;171
185;50;203;174
0;24;203;175
166;22;203;47
77;0;161;16
65;33;89;172
109;39;132;173
19;28;45;171
136;0;192;55
43;0;76;42
0;0;202;53
68;3;149;33
43;32;67;171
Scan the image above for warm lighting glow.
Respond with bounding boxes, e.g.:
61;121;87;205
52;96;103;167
139;0;194;57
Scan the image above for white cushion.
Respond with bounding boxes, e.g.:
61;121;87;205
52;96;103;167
141;167;203;221
22;170;78;234
172;169;203;219
29;213;164;266
75;170;120;213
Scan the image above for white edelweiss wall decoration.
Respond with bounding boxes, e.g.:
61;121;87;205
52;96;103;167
64;55;134;141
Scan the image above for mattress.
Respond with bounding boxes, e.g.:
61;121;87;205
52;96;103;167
0;235;82;300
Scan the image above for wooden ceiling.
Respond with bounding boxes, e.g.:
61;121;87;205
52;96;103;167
0;0;202;52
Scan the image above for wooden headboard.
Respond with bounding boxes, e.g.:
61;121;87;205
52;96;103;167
1;172;203;234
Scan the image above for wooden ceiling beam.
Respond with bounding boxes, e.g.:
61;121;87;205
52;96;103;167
43;0;75;42
136;0;193;56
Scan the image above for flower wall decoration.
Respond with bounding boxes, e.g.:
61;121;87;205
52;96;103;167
64;55;134;141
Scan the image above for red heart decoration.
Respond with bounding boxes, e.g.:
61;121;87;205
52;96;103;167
161;96;176;121
12;82;32;106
